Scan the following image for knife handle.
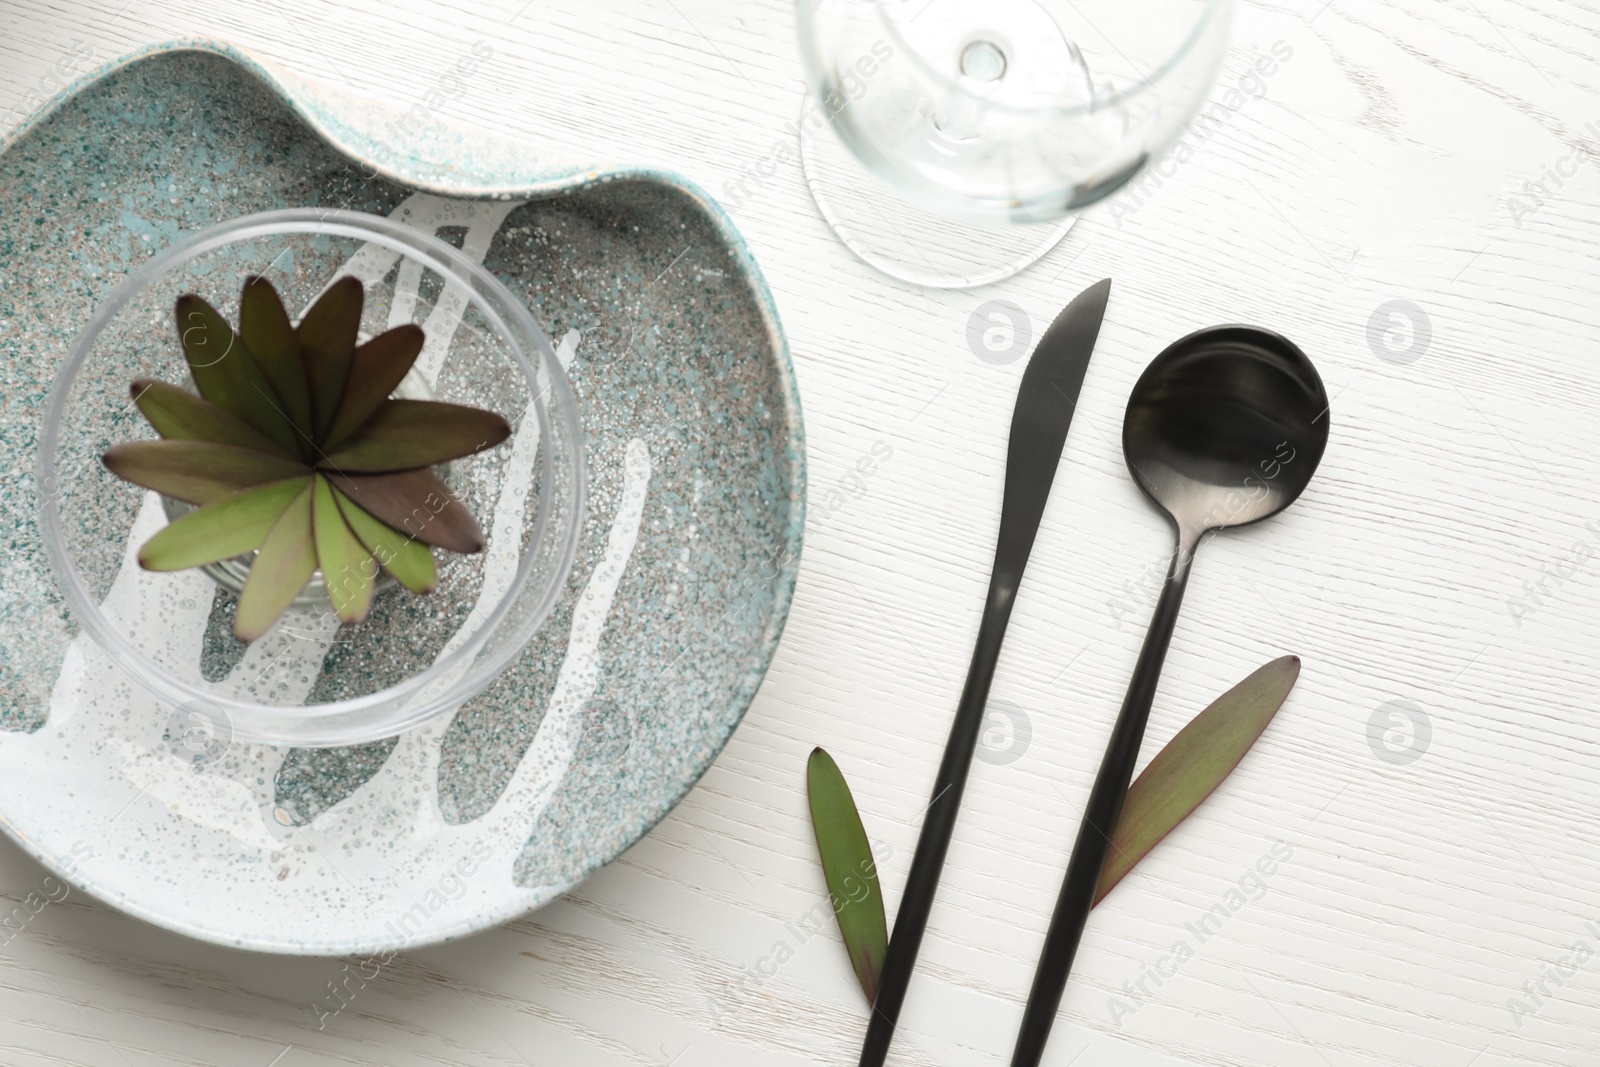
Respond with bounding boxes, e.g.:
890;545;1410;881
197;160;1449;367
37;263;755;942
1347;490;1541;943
857;581;1015;1067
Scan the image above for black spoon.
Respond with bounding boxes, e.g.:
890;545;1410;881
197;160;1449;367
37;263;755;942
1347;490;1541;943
1011;325;1330;1067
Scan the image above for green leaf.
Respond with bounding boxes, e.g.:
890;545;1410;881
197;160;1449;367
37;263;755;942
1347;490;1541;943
323;324;426;449
311;474;375;624
319;399;512;472
102;440;310;506
130;379;291;457
802;660;1299;1007
297;277;364;440
1094;656;1301;906
333;487;437;594
239;276;314;447
137;477;311;571
173;294;298;455
322;468;485;553
235;479;318;642
806;748;888;1005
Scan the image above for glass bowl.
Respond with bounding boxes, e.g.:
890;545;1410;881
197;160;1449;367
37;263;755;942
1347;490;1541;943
797;0;1234;223
792;0;1232;287
37;209;585;747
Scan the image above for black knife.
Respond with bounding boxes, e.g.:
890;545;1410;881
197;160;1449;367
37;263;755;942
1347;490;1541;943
858;278;1112;1067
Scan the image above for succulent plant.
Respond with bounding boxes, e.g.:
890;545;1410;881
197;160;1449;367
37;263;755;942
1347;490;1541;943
102;276;511;642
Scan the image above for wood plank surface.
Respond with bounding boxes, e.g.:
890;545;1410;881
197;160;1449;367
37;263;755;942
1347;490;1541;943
3;0;1599;1063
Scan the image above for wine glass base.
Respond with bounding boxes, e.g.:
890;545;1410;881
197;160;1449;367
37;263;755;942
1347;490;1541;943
798;93;1075;290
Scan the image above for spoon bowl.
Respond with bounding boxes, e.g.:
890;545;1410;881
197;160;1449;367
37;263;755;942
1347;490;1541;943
1123;325;1329;539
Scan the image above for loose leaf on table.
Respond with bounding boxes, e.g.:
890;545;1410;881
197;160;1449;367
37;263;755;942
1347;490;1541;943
324;468;486;553
102;440;310;506
323;325;426;448
138;476;311;571
130;379;290;457
320;399;512;472
235;480;318;642
173;294;298;455
1093;655;1301;906
311;474;375;623
298;276;364;439
803;656;1300;1007
239;275;313;443
334;486;438;594
806;747;888;1004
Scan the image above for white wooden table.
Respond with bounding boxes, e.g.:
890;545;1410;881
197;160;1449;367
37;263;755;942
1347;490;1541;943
4;0;1600;1063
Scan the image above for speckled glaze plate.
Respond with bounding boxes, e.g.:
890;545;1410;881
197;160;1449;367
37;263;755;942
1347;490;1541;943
0;40;804;954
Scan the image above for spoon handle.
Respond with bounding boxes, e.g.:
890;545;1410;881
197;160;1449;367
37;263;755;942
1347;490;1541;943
1011;546;1194;1067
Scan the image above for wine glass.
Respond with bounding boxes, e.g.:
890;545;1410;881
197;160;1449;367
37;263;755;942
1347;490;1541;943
795;0;1234;288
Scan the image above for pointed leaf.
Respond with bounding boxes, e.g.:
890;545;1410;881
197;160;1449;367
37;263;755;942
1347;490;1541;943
130;379;291;456
297;276;364;439
1094;656;1301;906
311;475;375;624
322;468;485;553
173;293;298;455
333;487;437;593
239;276;314;446
321;399;512;472
103;440;310;506
323;325;426;449
234;480;317;642
807;748;888;1005
137;477;311;571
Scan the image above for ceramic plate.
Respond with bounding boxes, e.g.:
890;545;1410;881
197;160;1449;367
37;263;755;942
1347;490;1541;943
0;39;804;954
